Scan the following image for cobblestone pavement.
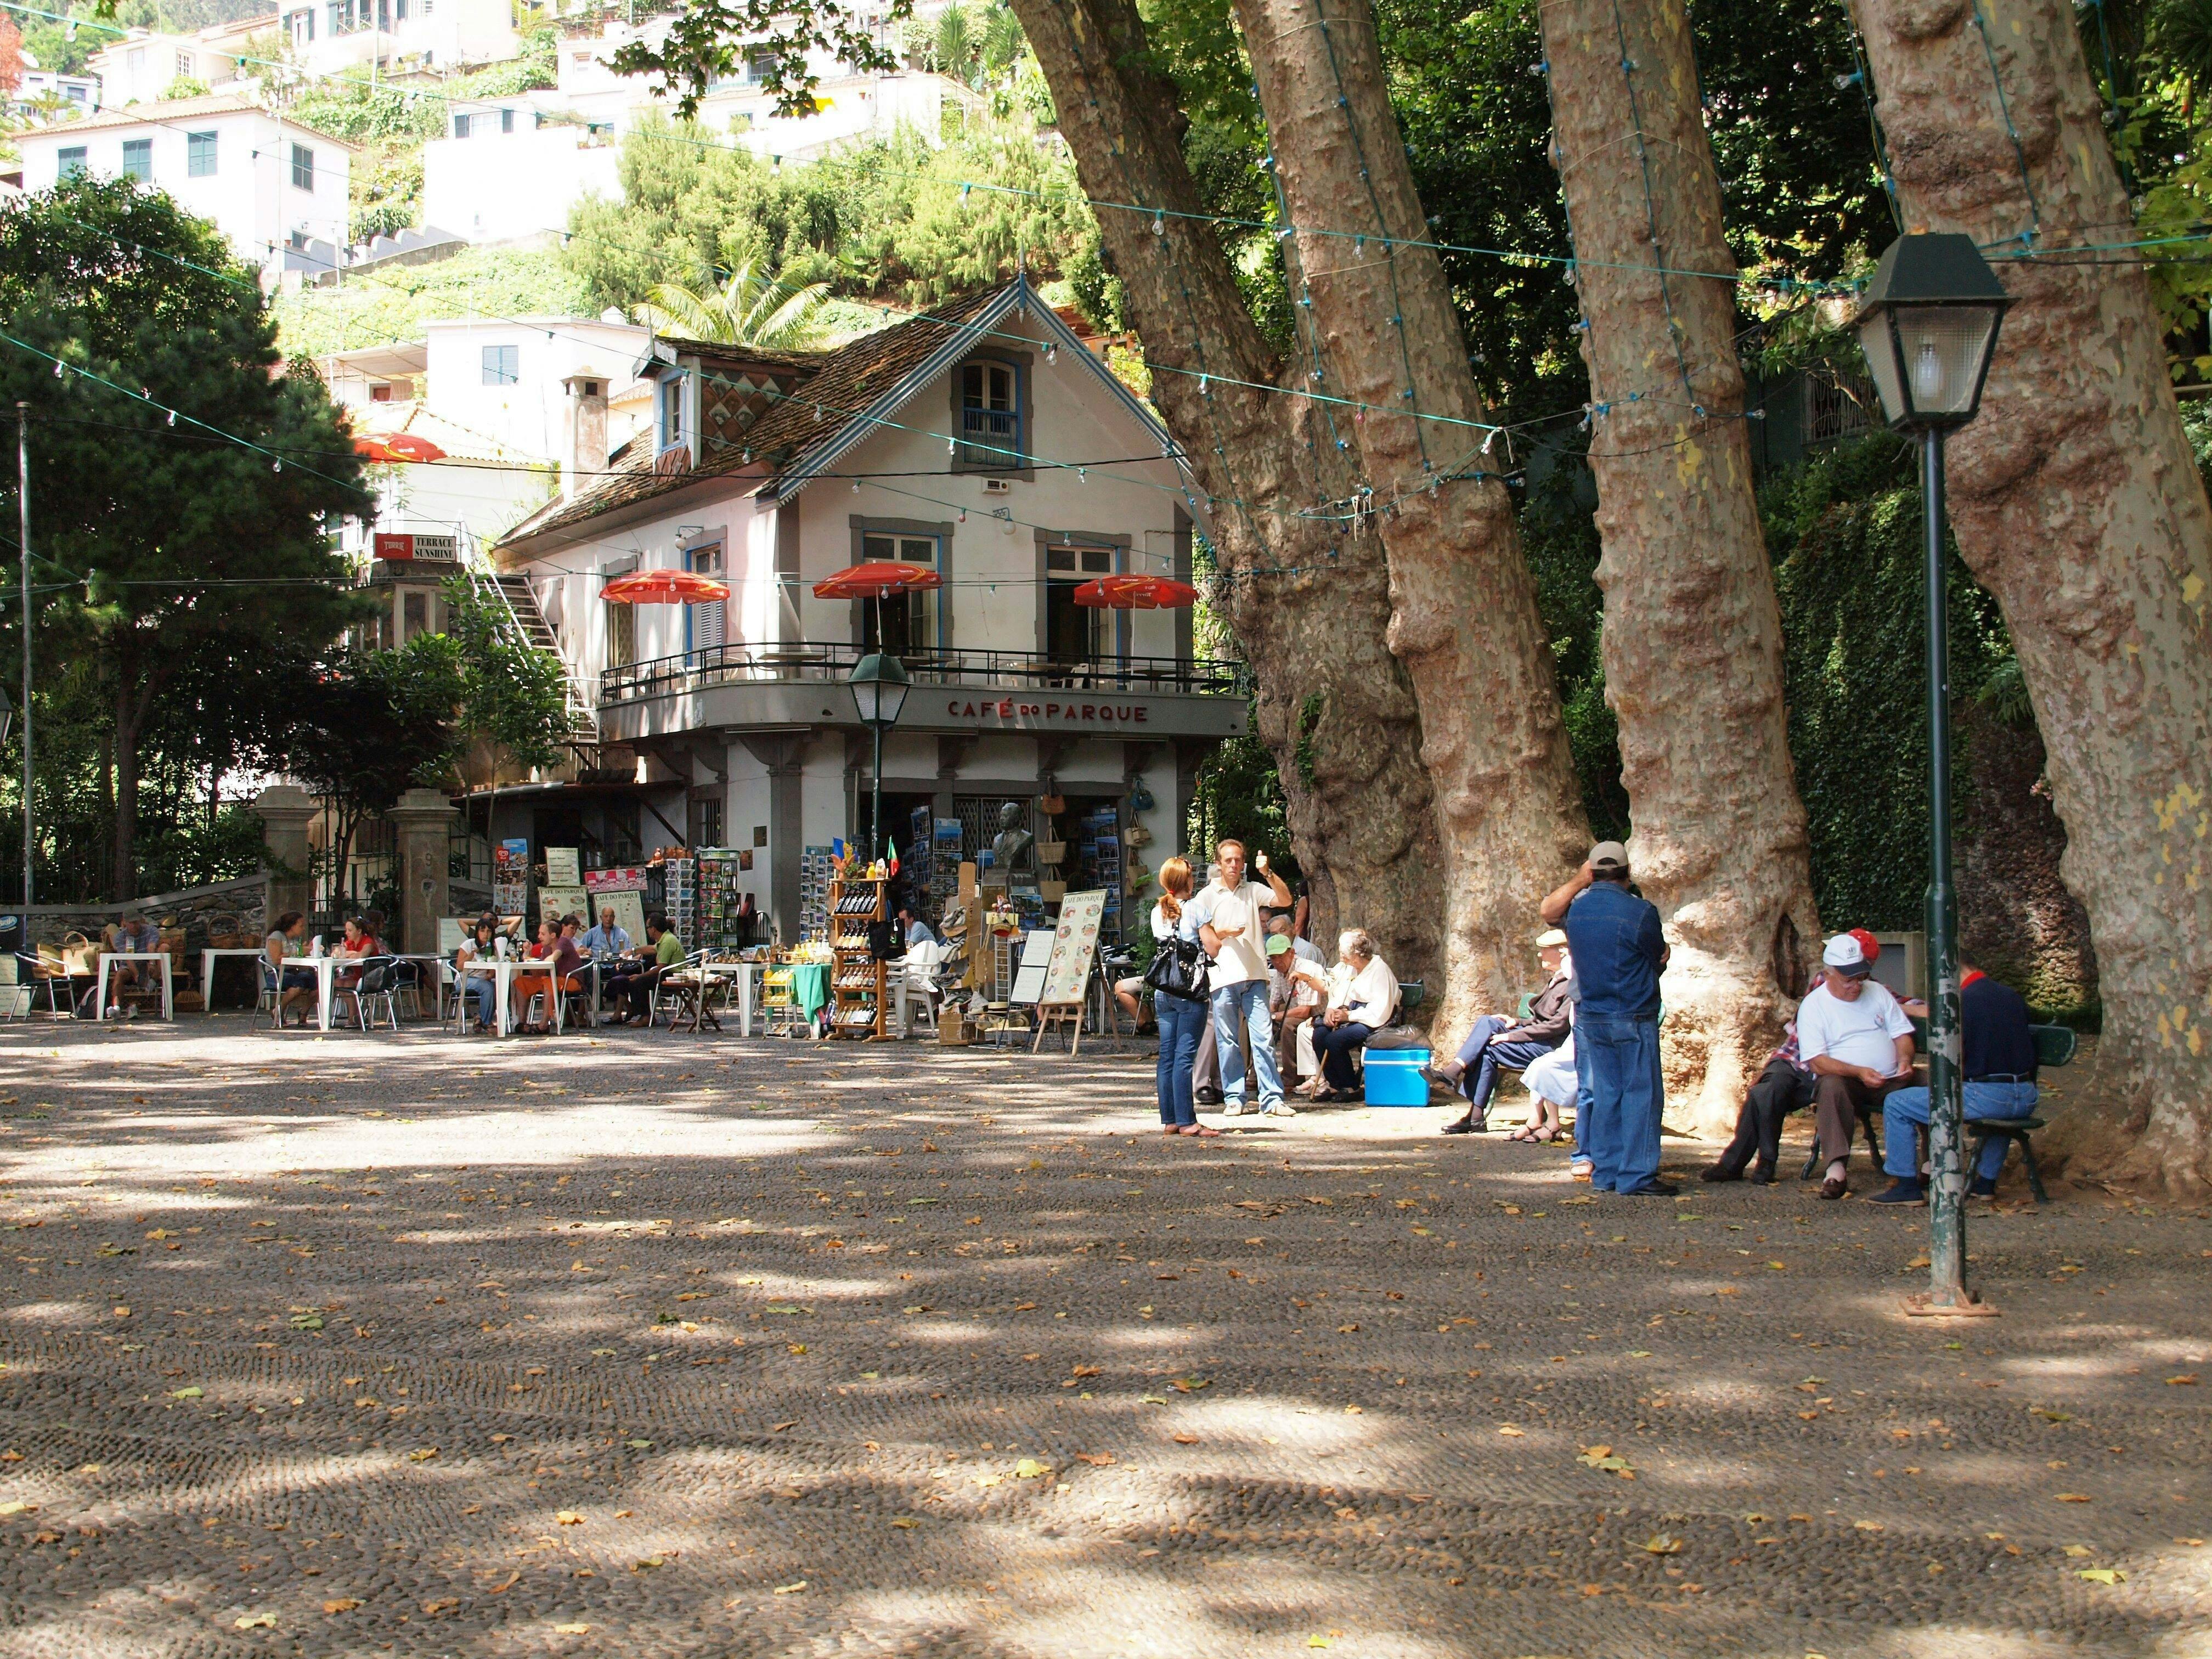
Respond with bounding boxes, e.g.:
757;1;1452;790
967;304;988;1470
0;1019;2205;1657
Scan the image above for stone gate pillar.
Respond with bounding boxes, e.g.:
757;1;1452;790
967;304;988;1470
251;784;318;922
385;787;459;955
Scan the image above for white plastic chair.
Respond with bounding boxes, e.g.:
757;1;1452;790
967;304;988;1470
894;940;949;1036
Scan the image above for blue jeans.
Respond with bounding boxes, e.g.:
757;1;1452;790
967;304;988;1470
1456;1012;1558;1111
1578;1012;1664;1191
1882;1081;2036;1180
1154;992;1205;1127
464;977;496;1026
1210;978;1283;1110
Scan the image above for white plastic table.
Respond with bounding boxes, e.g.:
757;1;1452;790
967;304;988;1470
200;947;267;1014
94;952;173;1022
284;954;341;1032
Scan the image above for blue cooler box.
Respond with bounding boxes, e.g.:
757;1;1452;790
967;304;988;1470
1364;1047;1432;1106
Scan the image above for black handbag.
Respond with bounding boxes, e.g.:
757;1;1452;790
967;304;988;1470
1142;936;1211;1003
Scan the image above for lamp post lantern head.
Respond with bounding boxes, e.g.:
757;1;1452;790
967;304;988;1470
1853;233;2011;431
847;651;911;730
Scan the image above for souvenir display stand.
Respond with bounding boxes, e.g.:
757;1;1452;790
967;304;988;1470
830;875;890;1040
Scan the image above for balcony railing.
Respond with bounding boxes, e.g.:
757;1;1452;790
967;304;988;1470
601;640;1248;706
958;405;1020;466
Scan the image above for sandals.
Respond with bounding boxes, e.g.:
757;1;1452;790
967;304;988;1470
1528;1127;1561;1144
1505;1127;1537;1143
1178;1124;1222;1137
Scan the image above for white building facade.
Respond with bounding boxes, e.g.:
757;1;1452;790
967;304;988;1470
13;95;352;284
493;277;1241;947
275;0;516;78
86;15;273;106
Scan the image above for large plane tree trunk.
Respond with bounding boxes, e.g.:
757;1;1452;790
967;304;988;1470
1853;0;2212;1193
1233;0;1592;1032
1009;0;1445;983
1537;0;1820;1135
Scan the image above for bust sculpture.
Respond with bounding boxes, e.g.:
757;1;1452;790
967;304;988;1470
989;801;1034;873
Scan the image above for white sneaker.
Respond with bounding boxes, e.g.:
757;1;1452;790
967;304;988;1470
1261;1101;1297;1118
1220;1099;1250;1116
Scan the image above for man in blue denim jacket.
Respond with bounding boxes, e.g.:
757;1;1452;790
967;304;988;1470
1541;841;1673;1195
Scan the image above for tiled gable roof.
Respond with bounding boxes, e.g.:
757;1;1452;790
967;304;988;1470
496;286;1016;552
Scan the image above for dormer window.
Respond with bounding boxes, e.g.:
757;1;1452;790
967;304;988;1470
958;360;1020;469
661;374;689;452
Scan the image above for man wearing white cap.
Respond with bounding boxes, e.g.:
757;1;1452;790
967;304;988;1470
1429;929;1574;1135
1797;932;1920;1199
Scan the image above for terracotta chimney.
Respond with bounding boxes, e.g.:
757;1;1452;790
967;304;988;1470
562;370;609;498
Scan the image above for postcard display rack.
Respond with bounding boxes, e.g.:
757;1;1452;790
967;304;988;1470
800;846;837;943
830;876;890;1039
664;856;699;952
695;849;755;951
1076;804;1125;945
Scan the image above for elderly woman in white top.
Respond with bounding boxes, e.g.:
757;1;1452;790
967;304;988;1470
1304;928;1400;1102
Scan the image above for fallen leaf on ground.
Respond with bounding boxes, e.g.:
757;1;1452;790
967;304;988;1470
407;1447;437;1462
1140;1394;1169;1406
1015;1459;1050;1479
1498;1425;1524;1437
555;1511;584;1525
1173;1434;1199;1445
2078;1568;2126;1584
2168;1374;2199;1386
321;1598;361;1614
171;1387;202;1399
773;1581;806;1595
890;1517;919;1529
234;1612;276;1629
973;1474;1001;1488
1074;1452;1115;1466
554;1622;590;1633
421;1598;457;1615
1641;1534;1682;1555
2064;1544;2094;1558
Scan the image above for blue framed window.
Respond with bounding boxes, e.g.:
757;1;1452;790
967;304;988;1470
660;374;687;449
187;131;217;177
958;360;1020;467
57;146;87;180
121;138;153;182
481;344;519;386
685;543;725;652
290;143;315;191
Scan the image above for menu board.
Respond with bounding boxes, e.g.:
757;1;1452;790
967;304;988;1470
493;838;530;918
538;886;588;928
545;846;580;886
1039;889;1105;1006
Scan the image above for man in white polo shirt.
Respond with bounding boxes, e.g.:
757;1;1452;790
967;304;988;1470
1184;838;1294;1118
1797;933;1920;1199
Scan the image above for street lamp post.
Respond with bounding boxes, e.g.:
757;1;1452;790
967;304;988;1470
846;652;911;867
1853;232;2011;1312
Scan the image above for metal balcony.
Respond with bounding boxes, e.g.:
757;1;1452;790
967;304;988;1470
600;640;1248;706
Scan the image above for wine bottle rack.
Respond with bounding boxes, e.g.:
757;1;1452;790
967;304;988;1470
828;876;889;1041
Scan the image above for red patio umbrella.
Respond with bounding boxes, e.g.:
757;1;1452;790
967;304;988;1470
354;436;397;462
811;562;944;601
1072;574;1199;609
602;569;732;604
382;433;448;463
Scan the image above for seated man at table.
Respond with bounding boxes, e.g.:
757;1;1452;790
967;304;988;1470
580;905;630;963
898;904;937;949
511;920;583;1034
606;916;683;1025
88;913;164;1016
1799;933;1920;1199
1870;956;2040;1204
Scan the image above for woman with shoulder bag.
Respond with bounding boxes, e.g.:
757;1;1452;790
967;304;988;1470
1141;857;1217;1137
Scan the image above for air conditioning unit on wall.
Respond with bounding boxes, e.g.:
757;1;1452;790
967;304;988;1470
982;477;1011;494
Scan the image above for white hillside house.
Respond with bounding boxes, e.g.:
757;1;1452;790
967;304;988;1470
12;95;352;284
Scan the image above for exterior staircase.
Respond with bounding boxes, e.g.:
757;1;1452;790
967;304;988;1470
469;565;597;738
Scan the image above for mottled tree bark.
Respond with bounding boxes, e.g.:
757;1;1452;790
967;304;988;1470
1233;0;1592;1033
1537;0;1820;1135
1853;0;2212;1192
1009;0;1444;981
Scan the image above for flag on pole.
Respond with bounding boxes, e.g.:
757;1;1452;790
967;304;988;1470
886;838;900;879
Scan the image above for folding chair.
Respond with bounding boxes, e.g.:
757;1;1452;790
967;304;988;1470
342;958;404;1033
894;941;948;1036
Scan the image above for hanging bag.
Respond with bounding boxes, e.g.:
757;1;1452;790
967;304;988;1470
1142;936;1211;1003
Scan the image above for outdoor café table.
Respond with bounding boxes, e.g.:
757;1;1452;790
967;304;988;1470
199;947;267;1014
94;951;174;1022
725;960;763;1036
283;953;341;1032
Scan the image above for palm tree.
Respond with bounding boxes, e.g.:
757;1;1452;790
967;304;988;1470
631;259;833;348
933;3;975;83
978;4;1024;82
